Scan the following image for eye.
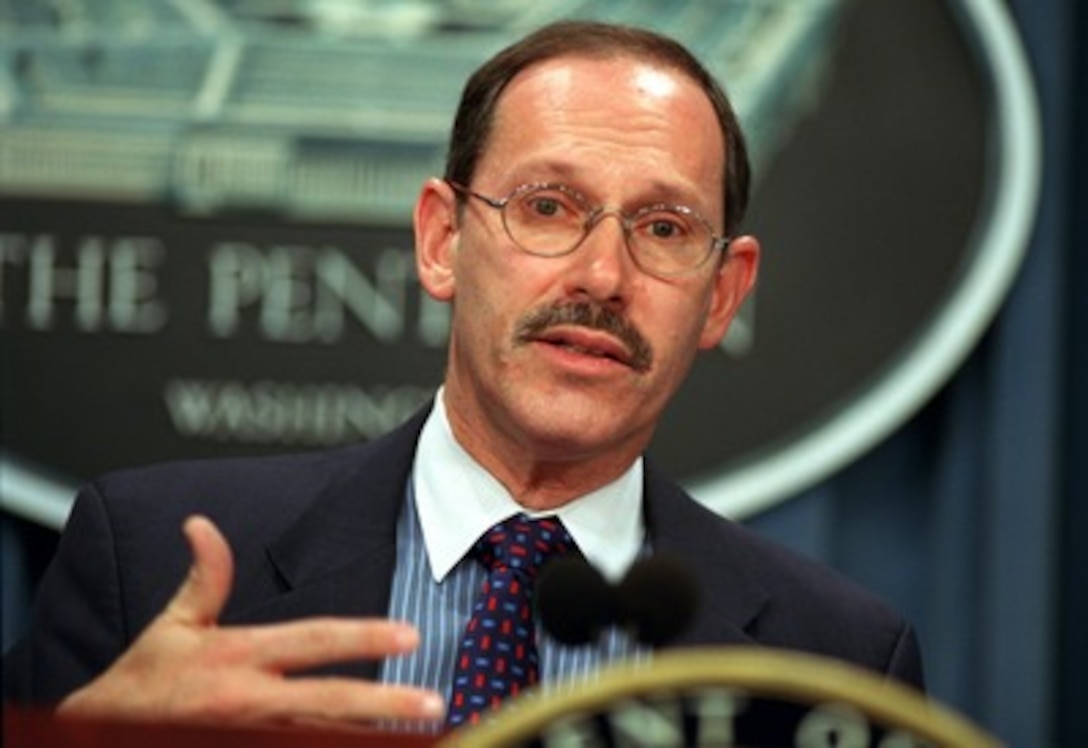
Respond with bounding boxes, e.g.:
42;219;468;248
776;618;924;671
527;195;563;218
649;219;681;239
516;186;584;223
637;210;693;243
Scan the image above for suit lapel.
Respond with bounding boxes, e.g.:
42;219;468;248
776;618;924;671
231;410;766;677
241;407;432;679
642;461;770;649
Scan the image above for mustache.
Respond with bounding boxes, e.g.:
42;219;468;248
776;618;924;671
514;301;653;373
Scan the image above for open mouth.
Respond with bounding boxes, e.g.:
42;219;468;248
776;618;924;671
514;302;654;373
535;327;635;368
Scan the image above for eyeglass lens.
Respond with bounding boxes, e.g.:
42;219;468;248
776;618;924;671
502;185;714;276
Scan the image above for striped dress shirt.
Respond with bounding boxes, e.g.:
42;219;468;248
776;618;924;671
379;393;649;731
380;485;648;732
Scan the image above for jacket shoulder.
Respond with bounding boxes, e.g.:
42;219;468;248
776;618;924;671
646;470;924;688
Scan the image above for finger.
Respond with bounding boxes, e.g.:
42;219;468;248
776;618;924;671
257;678;446;724
243;619;423;672
166;515;235;627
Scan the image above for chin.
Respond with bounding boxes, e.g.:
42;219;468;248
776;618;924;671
511;391;650;455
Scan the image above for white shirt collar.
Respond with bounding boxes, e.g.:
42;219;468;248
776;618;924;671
413;389;645;583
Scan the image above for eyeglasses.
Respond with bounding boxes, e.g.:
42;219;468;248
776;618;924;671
447;181;730;278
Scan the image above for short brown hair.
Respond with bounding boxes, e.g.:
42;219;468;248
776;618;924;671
444;20;752;236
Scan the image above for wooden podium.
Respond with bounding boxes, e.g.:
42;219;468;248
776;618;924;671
4;708;439;748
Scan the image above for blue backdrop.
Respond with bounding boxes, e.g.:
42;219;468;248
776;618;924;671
749;1;1084;744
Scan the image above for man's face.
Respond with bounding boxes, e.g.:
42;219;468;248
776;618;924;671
415;54;758;477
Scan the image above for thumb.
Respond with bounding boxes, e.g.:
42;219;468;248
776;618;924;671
165;515;235;627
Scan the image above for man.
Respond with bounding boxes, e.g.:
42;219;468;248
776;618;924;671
3;20;923;730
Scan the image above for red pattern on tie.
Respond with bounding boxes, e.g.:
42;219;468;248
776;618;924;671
445;515;573;728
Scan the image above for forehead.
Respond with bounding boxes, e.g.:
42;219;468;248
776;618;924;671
480;54;725;210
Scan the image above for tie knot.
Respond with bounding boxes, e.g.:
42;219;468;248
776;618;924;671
475;514;573;579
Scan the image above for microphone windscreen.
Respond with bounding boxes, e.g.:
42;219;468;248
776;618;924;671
536;556;616;645
616;554;699;646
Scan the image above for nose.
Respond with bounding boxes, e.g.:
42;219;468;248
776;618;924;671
563;210;636;305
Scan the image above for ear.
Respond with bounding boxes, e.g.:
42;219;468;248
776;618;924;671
414;178;459;302
698;235;760;350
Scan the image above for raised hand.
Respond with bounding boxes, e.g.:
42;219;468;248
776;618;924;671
57;515;445;727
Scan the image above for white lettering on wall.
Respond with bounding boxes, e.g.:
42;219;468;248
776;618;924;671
0;232;167;333
207;241;446;346
163;379;434;445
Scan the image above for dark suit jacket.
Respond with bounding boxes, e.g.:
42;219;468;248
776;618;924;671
3;406;924;706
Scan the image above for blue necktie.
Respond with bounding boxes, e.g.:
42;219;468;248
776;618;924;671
446;515;574;728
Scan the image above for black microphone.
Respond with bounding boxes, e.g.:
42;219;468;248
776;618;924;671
536;556;615;645
537;554;699;647
615;554;699;647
